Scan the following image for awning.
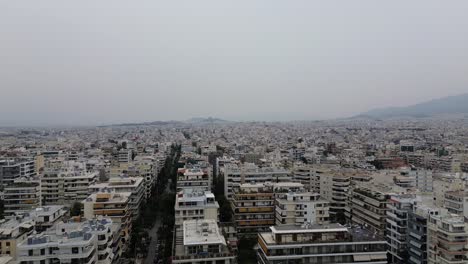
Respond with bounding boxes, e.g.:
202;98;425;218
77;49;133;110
21;224;33;229
354;255;371;261
370;254;387;260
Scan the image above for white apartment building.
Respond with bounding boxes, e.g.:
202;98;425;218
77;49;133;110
41;162;97;206
174;189;219;228
172;220;236;264
428;214;468;264
16;218;114;264
275;191;329;226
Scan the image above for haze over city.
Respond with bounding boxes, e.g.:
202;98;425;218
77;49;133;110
1;0;468;126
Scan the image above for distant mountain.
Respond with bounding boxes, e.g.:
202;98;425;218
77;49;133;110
357;93;468;119
185;117;231;124
101;117;230;127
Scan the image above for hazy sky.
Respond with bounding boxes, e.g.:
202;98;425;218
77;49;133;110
1;1;468;126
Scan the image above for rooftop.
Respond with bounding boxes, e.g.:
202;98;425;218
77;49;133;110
183;220;226;246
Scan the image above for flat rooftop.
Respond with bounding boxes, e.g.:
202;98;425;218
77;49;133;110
183;220;226;246
262;224;385;245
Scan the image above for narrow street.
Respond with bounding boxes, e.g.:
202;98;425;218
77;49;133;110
144;218;162;264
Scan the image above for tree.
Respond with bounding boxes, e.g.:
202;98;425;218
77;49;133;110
0;199;4;220
70;202;82;217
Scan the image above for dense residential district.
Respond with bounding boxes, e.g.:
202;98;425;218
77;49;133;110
1;118;468;264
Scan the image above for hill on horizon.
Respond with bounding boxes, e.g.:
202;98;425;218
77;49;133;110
357;93;468;119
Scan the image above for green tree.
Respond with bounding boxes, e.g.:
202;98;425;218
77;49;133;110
70;202;82;217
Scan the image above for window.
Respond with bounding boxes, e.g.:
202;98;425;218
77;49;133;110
29;250;33;256
72;247;79;254
41;248;45;255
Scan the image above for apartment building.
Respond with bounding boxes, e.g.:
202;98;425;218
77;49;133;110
41;163;98;206
319;173;350;222
349;186;391;236
0;159;35;186
3;181;41;219
130;156;159;200
0;214;35;260
291;165;320;192
16;218;114;264
433;173;465;207
224;163;291;200
89;177;144;221
174;189;219;228
275;191;329;226
231;183;275;236
83;192;131;257
428;214;468;264
408;204;448;264
444;190;468;218
257;224;387;264
386;194;417;264
177;166;211;192
172;220;236;264
29;206;66;233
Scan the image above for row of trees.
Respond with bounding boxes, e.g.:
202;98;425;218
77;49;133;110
125;144;181;260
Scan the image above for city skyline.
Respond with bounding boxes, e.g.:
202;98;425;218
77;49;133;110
1;1;468;126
